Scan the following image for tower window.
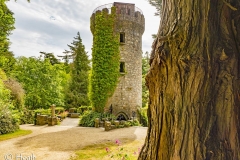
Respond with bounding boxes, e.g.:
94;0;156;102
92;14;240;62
128;9;131;15
135;12;138;17
120;33;125;43
120;62;125;73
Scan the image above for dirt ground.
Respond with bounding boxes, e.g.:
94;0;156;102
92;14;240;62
0;118;147;160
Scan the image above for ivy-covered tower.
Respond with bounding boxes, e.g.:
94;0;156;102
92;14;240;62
91;2;145;120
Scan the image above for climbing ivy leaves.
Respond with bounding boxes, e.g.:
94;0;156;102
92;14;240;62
89;7;120;113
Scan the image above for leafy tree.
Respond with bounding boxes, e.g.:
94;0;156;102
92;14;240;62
0;69;19;134
139;0;240;159
65;32;90;109
0;0;16;75
12;57;69;109
0;68;11;105
40;51;60;65
58;50;73;73
3;78;25;109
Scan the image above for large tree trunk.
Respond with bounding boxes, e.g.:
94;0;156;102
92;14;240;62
139;0;240;160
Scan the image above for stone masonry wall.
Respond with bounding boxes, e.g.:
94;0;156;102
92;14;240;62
91;2;145;119
106;2;145;119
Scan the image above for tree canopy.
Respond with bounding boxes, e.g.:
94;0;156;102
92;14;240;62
0;0;15;74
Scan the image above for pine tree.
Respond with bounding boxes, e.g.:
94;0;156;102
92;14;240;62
65;32;90;109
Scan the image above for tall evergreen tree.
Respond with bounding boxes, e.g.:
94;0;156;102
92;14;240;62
65;32;90;108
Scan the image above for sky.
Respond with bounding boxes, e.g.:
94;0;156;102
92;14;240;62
6;0;160;58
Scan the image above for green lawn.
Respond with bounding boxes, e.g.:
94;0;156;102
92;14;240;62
70;139;143;160
0;129;32;141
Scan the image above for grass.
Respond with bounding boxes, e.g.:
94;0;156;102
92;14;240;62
70;139;143;160
0;129;32;141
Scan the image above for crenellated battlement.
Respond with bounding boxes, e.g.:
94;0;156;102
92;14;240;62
91;2;145;33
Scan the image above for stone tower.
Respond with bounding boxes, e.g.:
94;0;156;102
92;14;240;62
91;2;145;120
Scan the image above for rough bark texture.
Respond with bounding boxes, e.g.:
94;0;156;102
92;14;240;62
139;0;240;160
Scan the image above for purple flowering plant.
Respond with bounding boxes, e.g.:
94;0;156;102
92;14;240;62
105;139;142;160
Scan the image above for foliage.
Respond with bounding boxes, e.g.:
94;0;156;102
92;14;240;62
89;7;120;113
12;108;34;124
3;78;25;109
0;69;19;134
0;0;16;75
65;32;90;109
71;140;142;160
0;103;19;134
55;107;65;114
124;121;131;128
147;0;162;16
142;52;150;107
77;106;92;114
59;111;68;119
12;56;69;109
79;110;101;127
40;51;60;65
0;129;32;141
34;108;51;115
0;69;11;105
0;0;15;37
131;119;140;126
105;139;141;160
138;107;148;127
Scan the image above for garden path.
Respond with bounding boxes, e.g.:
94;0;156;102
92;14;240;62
0;119;147;160
60;117;79;126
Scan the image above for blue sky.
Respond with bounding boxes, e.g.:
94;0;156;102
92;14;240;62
6;0;160;58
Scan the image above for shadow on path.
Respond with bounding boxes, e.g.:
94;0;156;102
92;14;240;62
15;126;147;152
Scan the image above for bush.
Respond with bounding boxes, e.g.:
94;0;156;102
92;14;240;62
34;108;51;116
0;104;19;134
77;106;92;114
12;108;35;124
55;107;65;114
59;111;68;119
138;107;148;127
79;111;101;127
131;119;140;126
124;121;131;127
69;108;77;113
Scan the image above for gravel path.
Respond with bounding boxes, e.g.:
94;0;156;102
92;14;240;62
0;118;147;160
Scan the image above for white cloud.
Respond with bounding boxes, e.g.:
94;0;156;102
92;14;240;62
6;0;160;58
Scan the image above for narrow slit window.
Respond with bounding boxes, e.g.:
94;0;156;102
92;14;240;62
120;33;125;43
128;9;131;15
120;62;125;73
135;12;138;17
